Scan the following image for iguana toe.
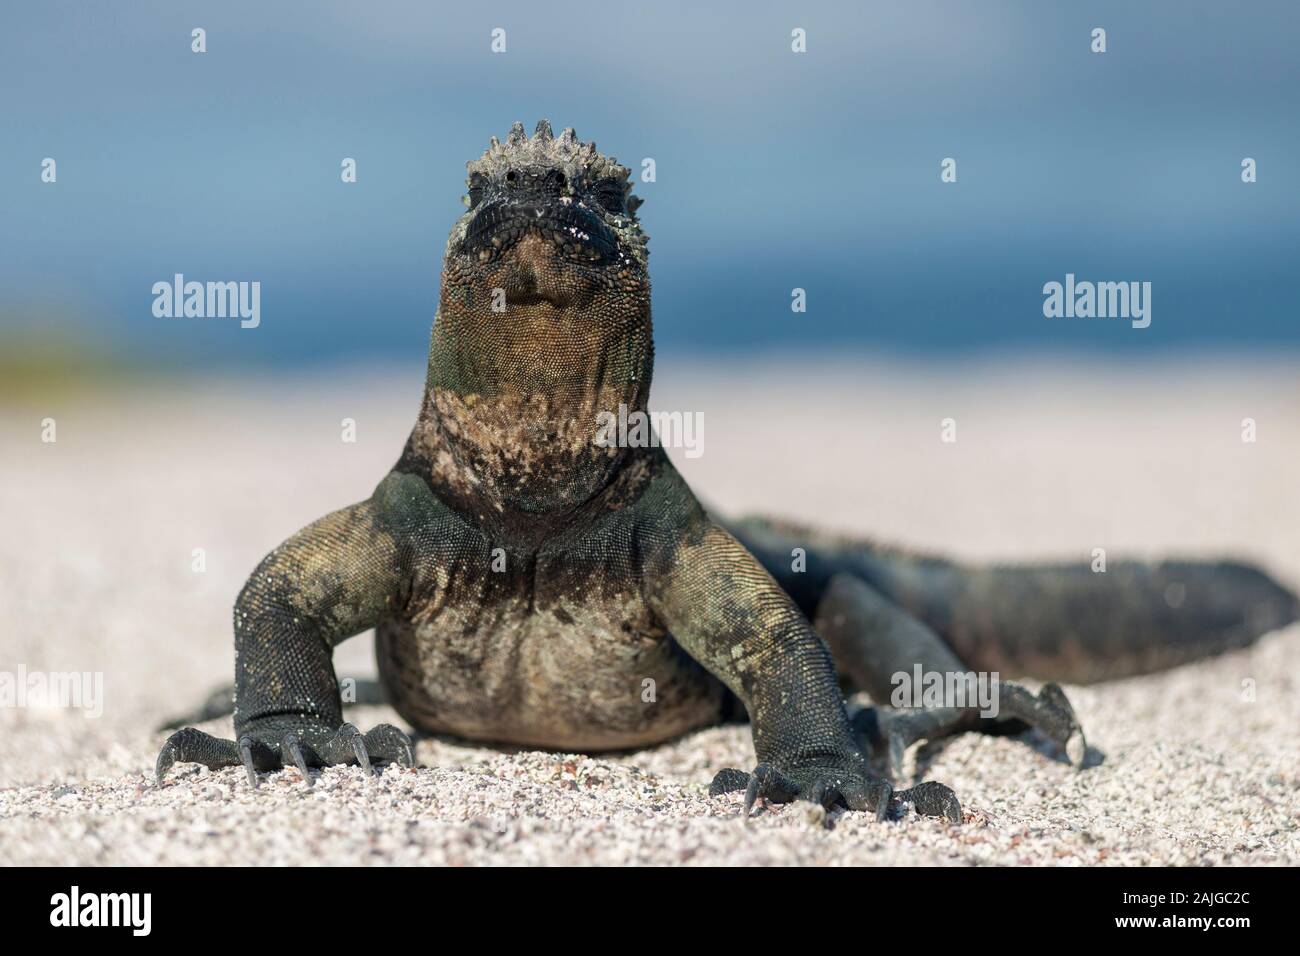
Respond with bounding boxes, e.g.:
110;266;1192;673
708;767;750;796
894;781;963;824
743;763;800;817
1038;682;1088;768
361;723;415;769
155;726;241;784
839;778;893;820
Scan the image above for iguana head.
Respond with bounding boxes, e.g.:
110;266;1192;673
427;119;651;397
450;120;647;287
406;122;655;521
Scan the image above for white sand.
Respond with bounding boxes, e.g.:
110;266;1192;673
2;357;1297;865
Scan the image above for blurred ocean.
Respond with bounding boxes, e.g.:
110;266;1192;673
2;0;1297;370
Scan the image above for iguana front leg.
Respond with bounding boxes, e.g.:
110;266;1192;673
156;497;415;787
647;518;962;823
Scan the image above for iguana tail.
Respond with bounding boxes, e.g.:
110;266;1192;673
726;515;1299;684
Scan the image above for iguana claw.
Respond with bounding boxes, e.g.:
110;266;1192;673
281;733;312;787
238;736;259;789
351;734;371;774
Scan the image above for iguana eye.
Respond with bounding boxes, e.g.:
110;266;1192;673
591;180;625;214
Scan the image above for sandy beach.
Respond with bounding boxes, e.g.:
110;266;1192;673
2;357;1297;865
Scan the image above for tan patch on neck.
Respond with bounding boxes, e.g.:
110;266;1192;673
409;384;645;519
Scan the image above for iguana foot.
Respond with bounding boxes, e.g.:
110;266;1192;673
995;681;1087;767
854;680;1088;775
155;721;414;788
709;761;961;823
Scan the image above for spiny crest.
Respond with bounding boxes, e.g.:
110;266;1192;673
467;119;642;214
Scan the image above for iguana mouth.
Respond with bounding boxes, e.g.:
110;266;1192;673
460;198;618;264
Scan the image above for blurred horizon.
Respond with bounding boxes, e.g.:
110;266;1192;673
3;0;1298;370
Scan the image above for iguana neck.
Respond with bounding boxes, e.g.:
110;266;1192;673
399;301;654;525
422;304;652;400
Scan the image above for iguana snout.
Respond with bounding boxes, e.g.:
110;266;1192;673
461;191;619;266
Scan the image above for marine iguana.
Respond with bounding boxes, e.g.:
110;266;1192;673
156;121;1299;821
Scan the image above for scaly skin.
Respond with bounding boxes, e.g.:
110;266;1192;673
156;120;959;822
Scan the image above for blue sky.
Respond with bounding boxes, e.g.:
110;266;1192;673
2;0;1297;367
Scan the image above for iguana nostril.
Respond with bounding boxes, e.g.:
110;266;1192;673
506;169;519;185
